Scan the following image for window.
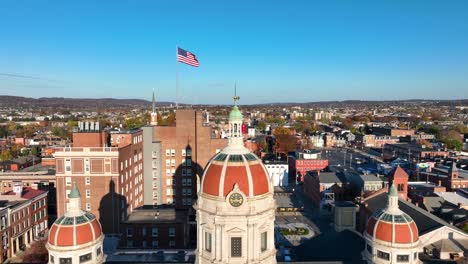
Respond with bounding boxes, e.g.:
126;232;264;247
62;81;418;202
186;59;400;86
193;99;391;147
204;232;212;252
169;227;176;237
152;228;158;237
186;149;192;156
142;241;147;248
153;191;158;198
152;240;158;247
79;252;92;263
59;258;72;264
166;149;170;156
366;244;372;254
166;159;170;166
397;255;409;262
127;240;133;247
377;250;390;260
86;190;91;198
169;240;175;247
97;247;102;256
85;177;90;185
86;203;91;210
127;227;133;237
65;177;71;186
166;169;171;176
50;255;54;263
182;149;186;156
231;237;242;257
142;227;147;236
414;252;417;260
171;159;176;166
261;232;267;252
152;151;158;158
171;149;176;156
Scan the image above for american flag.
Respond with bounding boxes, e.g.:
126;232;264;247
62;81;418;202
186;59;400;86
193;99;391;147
177;47;199;67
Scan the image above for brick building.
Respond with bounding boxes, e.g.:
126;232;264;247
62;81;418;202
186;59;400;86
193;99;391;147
383;143;448;161
421;163;468;191
372;127;415;137
293;150;329;182
150;109;226;208
0;186;48;262
303;171;345;208
54;124;144;234
119;206;188;249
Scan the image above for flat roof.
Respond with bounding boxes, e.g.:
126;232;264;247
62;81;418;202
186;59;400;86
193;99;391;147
123;207;187;224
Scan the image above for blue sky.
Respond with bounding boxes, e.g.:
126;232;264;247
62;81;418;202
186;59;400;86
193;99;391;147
1;0;467;104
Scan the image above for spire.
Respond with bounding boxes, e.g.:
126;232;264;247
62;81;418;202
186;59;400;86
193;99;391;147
150;89;158;126
233;82;240;106
449;162;458;178
67;182;82;216
69;182;80;199
152;88;156;113
225;85;245;150
387;184;399;212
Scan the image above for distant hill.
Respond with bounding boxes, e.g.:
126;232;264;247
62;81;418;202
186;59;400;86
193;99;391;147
0;95;174;109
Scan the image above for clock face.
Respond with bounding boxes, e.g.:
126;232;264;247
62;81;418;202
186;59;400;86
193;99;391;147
229;193;244;207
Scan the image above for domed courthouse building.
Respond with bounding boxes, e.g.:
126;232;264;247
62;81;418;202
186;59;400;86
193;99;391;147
47;185;105;264
194;100;277;264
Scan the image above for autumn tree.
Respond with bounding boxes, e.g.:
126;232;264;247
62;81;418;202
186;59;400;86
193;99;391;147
21;240;48;263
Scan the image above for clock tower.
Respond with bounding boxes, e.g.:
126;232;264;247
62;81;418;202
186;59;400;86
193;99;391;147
194;95;276;264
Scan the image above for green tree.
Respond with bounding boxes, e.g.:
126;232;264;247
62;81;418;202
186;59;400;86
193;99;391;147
31;145;41;156
256;121;266;132
0;150;13;161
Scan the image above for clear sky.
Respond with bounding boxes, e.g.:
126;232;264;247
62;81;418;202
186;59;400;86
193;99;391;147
1;0;468;104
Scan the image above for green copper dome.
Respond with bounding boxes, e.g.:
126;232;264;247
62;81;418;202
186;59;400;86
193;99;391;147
229;105;243;121
388;184;398;197
69;184;81;199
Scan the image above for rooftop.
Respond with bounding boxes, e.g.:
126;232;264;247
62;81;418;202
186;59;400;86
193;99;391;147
364;191;450;235
434;192;468;207
123;207;188;224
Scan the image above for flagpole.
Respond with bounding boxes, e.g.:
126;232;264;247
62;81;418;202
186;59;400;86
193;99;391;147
176;45;179;109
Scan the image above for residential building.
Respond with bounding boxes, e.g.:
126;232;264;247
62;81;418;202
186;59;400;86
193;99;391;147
152;109;226;208
54;124;144;234
0;186;48;262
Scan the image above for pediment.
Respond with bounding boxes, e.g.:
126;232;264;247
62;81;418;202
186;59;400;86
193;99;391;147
226;227;245;233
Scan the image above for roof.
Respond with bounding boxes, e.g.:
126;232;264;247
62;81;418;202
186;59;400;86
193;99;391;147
359;174;383;183
435;192;468;207
429;239;465;253
3;187;47;200
228;105;243;120
318;172;342;184
68;184;80;199
422;196;445;213
364;192;445;235
124;207;188;224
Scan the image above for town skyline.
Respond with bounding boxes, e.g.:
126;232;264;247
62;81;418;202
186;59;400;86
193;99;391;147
2;1;468;104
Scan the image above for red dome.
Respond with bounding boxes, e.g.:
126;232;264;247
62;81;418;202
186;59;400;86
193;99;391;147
366;209;419;244
201;152;271;197
48;212;103;247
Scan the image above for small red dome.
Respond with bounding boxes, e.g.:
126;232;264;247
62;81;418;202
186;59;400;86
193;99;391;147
48;212;103;247
201;152;270;198
366;210;418;244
